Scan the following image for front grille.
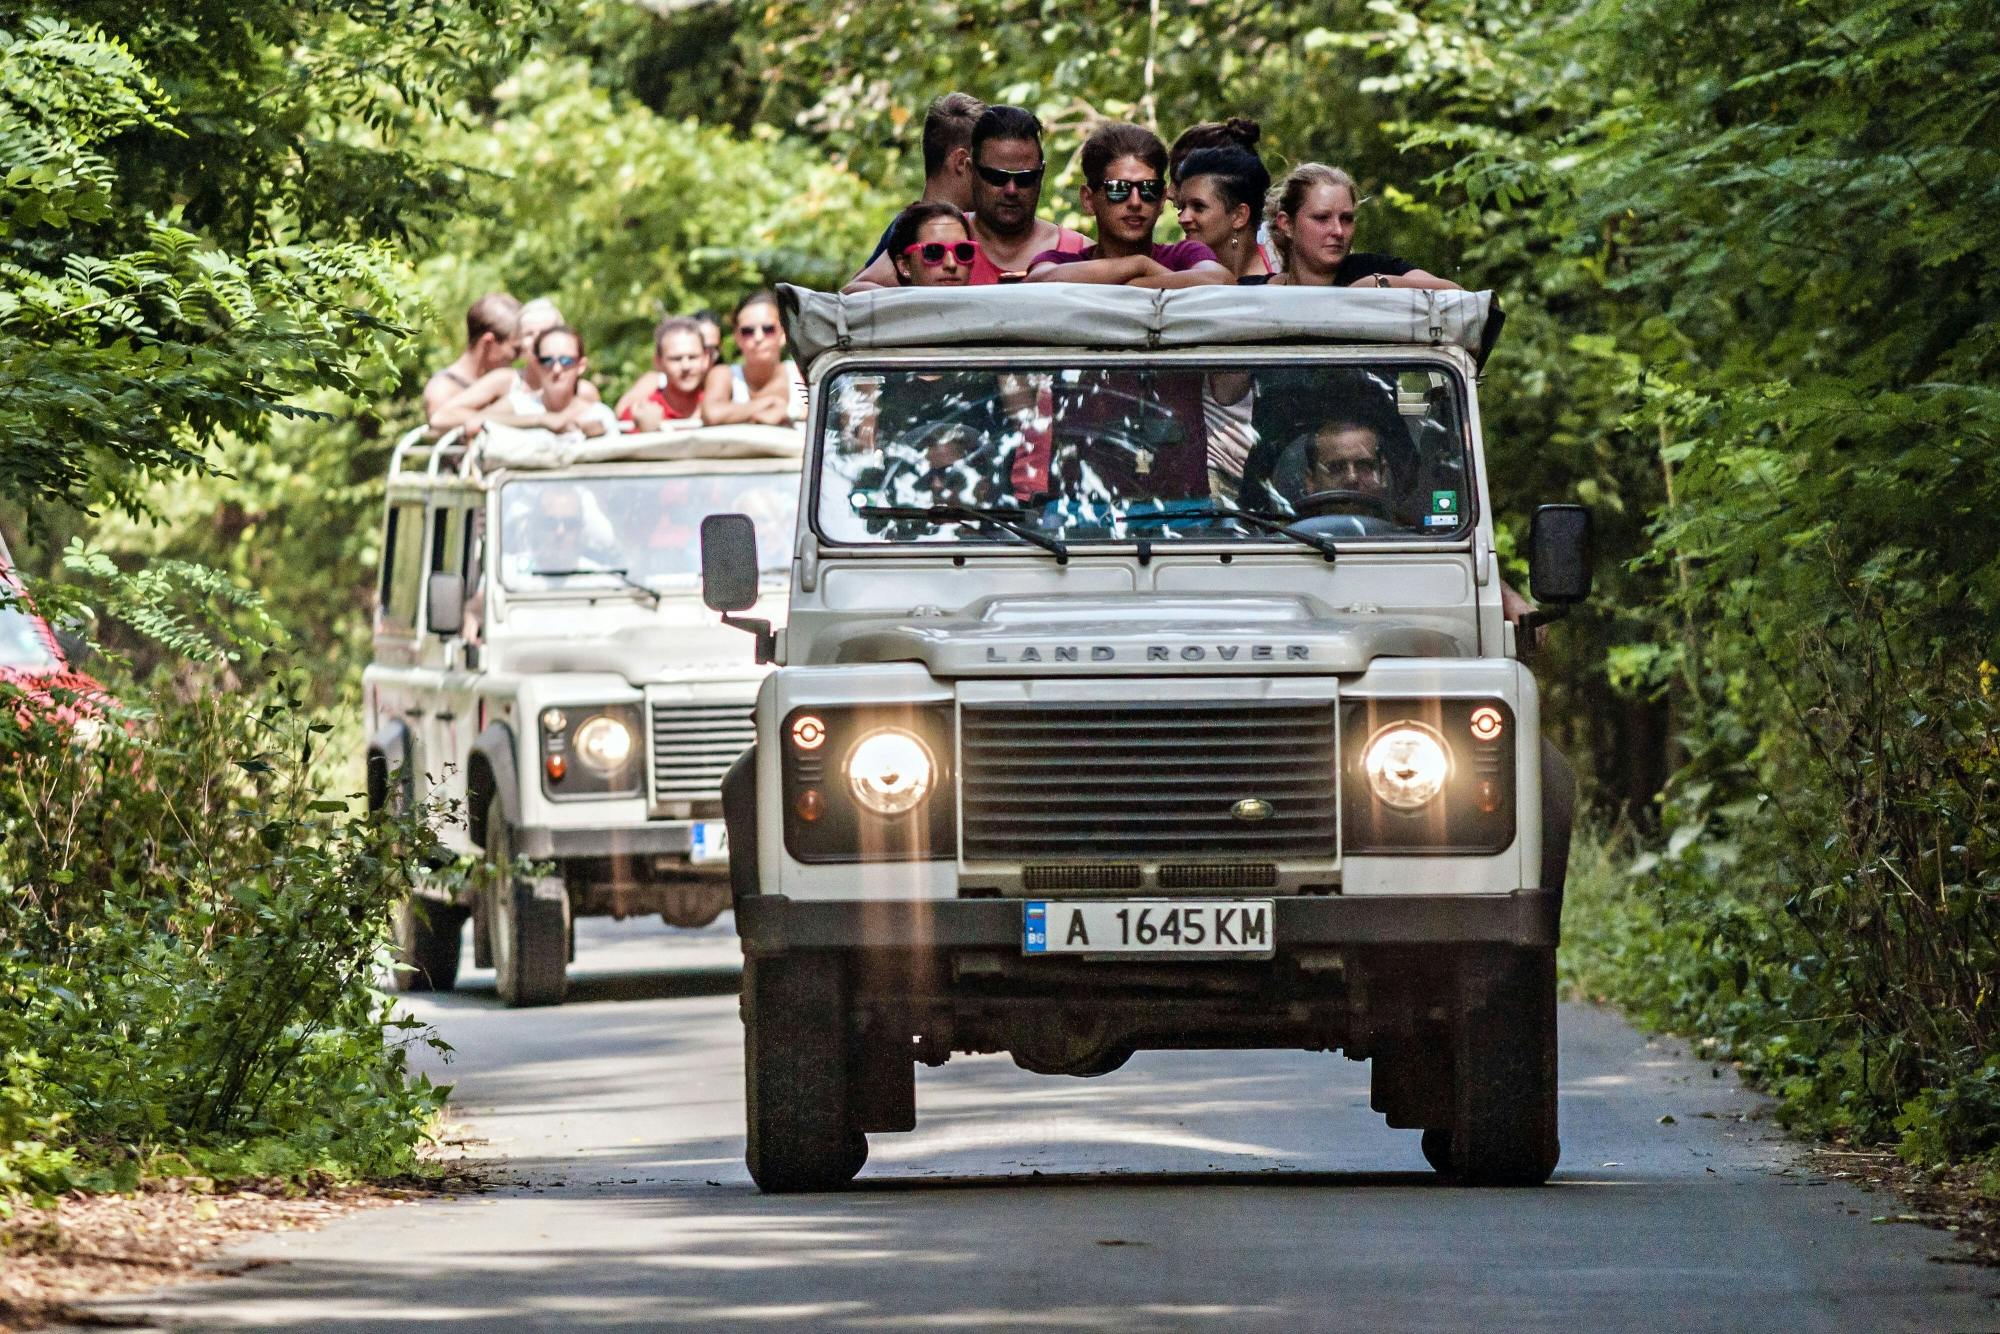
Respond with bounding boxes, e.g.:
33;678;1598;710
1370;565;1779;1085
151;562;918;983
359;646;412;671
1023;863;1144;892
650;702;755;803
961;700;1339;860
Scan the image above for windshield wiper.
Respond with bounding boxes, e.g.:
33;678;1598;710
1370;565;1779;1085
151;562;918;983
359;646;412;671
528;565;662;607
1115;507;1338;562
856;503;1070;564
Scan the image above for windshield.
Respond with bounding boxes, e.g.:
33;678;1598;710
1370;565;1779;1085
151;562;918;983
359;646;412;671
0;600;57;670
500;471;798;592
816;360;1472;547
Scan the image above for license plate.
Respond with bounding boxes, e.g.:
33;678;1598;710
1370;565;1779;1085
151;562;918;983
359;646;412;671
689;820;729;864
1023;899;1274;958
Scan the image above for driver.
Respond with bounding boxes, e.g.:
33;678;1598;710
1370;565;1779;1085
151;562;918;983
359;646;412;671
1305;418;1394;505
504;484;615;586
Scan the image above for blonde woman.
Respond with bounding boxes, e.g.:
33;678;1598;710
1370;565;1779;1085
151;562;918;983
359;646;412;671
1253;163;1460;290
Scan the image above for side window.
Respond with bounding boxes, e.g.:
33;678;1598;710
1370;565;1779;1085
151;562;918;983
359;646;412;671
380;501;425;633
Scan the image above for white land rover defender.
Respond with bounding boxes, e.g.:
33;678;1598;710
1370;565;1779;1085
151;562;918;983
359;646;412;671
700;284;1591;1190
366;424;800;1006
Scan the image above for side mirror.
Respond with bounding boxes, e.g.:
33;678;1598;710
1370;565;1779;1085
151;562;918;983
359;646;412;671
426;571;466;637
1529;504;1592;605
700;514;775;663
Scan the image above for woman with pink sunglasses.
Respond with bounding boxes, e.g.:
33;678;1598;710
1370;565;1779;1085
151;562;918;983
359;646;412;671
887;202;978;287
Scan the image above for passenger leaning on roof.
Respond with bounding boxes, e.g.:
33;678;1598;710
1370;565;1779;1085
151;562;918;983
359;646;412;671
426;292;520;423
616;316;710;432
1168;117;1279;276
846;105;1088;290
1173;146;1275;284
855;92;987;273
887;202;977;287
701;290;806;426
429;297;605;435
1026;121;1230;288
1249;163;1461;291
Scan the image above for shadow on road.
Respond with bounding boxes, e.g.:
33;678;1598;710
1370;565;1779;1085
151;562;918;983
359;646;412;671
416;964;741;1011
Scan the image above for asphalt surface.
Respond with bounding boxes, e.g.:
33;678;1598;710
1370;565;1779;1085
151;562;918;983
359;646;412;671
90;916;1998;1332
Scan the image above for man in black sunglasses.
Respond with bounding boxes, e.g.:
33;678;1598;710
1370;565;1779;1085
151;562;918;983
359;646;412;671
1028;121;1230;289
845;104;1088;291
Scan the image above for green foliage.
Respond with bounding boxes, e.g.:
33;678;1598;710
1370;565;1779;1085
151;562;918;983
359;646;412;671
0;560;452;1203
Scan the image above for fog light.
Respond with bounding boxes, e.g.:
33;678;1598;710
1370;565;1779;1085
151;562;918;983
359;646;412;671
1363;724;1450;810
844;728;934;817
790;713;827;751
1469;705;1504;742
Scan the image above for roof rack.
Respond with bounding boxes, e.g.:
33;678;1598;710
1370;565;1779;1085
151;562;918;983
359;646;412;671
386;423;804;486
387;428;476;484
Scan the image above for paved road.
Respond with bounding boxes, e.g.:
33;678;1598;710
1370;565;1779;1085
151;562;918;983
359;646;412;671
94;917;1997;1332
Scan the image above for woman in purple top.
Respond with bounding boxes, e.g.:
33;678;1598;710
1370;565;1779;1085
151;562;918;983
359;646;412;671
1025;122;1231;289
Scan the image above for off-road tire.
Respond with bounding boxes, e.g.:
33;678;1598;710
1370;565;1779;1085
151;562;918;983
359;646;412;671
389;898;467;992
1441;945;1559;1186
742;951;864;1193
484;792;569;1008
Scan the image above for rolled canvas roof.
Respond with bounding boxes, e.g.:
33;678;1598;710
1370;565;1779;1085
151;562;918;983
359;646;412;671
475;422;803;470
778;282;1503;373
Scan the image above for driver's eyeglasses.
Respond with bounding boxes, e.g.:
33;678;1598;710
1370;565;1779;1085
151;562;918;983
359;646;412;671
1316;457;1385;481
1097;178;1165;204
537;354;582;371
975;162;1045;190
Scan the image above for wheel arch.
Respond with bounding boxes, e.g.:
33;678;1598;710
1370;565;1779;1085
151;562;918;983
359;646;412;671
468;721;521;846
367;719;414;813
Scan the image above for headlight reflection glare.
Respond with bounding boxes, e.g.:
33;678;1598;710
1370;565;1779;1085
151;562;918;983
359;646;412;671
573;715;634;774
844;729;934;817
1363;723;1450;810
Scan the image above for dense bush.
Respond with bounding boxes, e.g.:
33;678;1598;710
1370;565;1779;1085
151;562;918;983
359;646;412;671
0;559;453;1203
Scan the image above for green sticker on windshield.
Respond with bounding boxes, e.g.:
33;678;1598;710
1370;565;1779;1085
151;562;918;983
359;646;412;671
1431;490;1459;514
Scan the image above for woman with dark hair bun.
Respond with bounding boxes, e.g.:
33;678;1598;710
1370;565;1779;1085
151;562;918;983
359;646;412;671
1167;116;1262;182
1173;145;1275;281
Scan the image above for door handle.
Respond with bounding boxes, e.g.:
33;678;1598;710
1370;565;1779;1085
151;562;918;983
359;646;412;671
406;707;427;718
435;711;456;723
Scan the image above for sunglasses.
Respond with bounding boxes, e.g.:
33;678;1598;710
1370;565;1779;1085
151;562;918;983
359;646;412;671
903;240;979;267
736;323;779;338
975;162;1045;190
537;353;582;370
1097;177;1165;204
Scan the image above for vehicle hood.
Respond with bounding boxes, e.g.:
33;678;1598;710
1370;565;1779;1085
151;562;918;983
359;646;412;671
496;617;774;686
815;594;1468;676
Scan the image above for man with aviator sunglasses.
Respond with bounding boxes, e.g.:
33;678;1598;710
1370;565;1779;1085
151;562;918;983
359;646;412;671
845;104;1088;291
1027;121;1230;289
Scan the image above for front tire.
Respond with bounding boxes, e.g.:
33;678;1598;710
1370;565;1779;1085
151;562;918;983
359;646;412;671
389;898;467;992
1441;945;1560;1186
483;793;569;1008
742;952;864;1193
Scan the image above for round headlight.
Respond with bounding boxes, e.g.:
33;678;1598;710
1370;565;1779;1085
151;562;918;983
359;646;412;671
573;715;634;774
844;728;934;817
1363;723;1450;810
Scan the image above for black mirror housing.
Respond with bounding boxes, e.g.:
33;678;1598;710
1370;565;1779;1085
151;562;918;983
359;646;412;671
426;571;466;637
1529;504;1592;605
701;514;761;613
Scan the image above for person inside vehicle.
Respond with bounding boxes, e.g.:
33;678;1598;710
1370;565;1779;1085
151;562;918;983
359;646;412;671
887;202;978;286
852;92;988;275
700;291;805;425
845;105;1089;290
504;483;616;585
430;298;605;435
425;292;520;424
1250;163;1462;290
1173;145;1275;283
616;316;710;431
1027;122;1229;288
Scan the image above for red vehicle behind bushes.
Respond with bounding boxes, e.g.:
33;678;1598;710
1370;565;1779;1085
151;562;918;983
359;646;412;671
0;531;106;731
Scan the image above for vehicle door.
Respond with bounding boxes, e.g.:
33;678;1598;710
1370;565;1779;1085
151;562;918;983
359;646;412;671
414;496;482;854
368;494;430;809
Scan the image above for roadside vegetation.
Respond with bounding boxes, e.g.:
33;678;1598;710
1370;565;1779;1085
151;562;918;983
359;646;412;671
3;0;1994;1214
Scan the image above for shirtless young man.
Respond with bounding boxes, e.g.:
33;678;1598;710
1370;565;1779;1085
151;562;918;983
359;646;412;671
424;292;520;423
844;104;1088;291
429;297;604;435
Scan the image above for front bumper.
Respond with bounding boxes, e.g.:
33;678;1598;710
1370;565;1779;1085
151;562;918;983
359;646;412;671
515;821;723;861
736;888;1559;956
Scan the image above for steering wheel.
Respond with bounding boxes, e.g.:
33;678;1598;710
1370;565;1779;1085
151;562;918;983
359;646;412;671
1293;488;1396;521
